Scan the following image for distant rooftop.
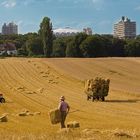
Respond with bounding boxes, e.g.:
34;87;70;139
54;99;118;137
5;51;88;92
53;27;81;34
119;16;135;23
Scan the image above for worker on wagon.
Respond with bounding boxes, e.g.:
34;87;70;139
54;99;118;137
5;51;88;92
58;96;70;128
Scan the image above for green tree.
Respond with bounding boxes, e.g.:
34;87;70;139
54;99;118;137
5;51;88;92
52;38;66;57
79;35;106;57
66;40;78;57
17;47;28;56
125;39;140;56
101;35;113;56
39;17;53;57
26;37;43;56
112;38;126;56
74;33;87;57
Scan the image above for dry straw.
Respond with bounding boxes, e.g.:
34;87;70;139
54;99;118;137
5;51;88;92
0;114;8;122
49;108;61;124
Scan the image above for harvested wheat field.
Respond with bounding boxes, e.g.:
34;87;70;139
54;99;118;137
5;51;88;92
0;57;140;140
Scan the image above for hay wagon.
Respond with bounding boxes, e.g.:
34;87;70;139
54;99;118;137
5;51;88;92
84;77;110;101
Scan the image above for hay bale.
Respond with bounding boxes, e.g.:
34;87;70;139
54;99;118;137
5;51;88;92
49;79;53;82
49;108;61;124
42;75;48;78
73;121;80;128
16;86;25;92
67;121;80;128
26;91;36;94
0;114;8;122
113;131;133;138
18;112;27;116
85;80;93;93
34;112;41;115
37;88;44;93
67;122;73;128
26;112;34;116
85;80;89;89
40;71;44;74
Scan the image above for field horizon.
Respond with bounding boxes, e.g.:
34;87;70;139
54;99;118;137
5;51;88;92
0;57;140;140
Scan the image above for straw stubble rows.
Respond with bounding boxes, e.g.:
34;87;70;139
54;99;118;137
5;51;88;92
0;57;140;139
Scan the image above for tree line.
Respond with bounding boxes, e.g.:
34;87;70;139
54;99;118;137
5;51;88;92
0;17;140;57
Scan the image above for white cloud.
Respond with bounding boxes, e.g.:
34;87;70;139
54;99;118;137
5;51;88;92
23;0;51;6
91;0;104;10
1;0;16;8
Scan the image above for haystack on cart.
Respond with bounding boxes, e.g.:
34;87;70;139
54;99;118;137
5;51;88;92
84;77;110;102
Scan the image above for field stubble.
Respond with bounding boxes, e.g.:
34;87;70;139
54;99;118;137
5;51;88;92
0;58;140;139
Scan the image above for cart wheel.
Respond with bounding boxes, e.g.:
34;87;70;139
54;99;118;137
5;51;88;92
101;97;105;101
92;97;95;102
97;96;99;101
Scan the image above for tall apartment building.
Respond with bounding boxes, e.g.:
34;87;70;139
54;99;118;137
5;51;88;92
114;16;136;39
2;22;18;35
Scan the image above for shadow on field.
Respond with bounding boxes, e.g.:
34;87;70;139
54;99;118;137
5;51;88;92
0;57;6;59
105;99;140;103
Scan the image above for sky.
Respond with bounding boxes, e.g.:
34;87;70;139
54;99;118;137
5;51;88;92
0;0;140;34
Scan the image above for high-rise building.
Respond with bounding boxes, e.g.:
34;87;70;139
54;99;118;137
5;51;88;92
114;16;136;39
2;22;18;35
83;27;92;35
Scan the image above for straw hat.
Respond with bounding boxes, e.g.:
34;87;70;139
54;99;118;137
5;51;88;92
60;96;65;100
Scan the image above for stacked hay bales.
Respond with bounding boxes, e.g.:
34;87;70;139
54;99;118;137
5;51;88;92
49;108;61;124
67;121;80;128
85;77;110;101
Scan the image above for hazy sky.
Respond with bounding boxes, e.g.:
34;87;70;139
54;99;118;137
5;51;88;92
0;0;140;34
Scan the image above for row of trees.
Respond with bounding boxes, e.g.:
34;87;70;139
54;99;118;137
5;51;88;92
0;17;140;57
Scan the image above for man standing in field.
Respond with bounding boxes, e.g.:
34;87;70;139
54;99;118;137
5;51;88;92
58;96;70;128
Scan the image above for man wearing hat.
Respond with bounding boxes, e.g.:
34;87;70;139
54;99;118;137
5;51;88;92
58;96;70;128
